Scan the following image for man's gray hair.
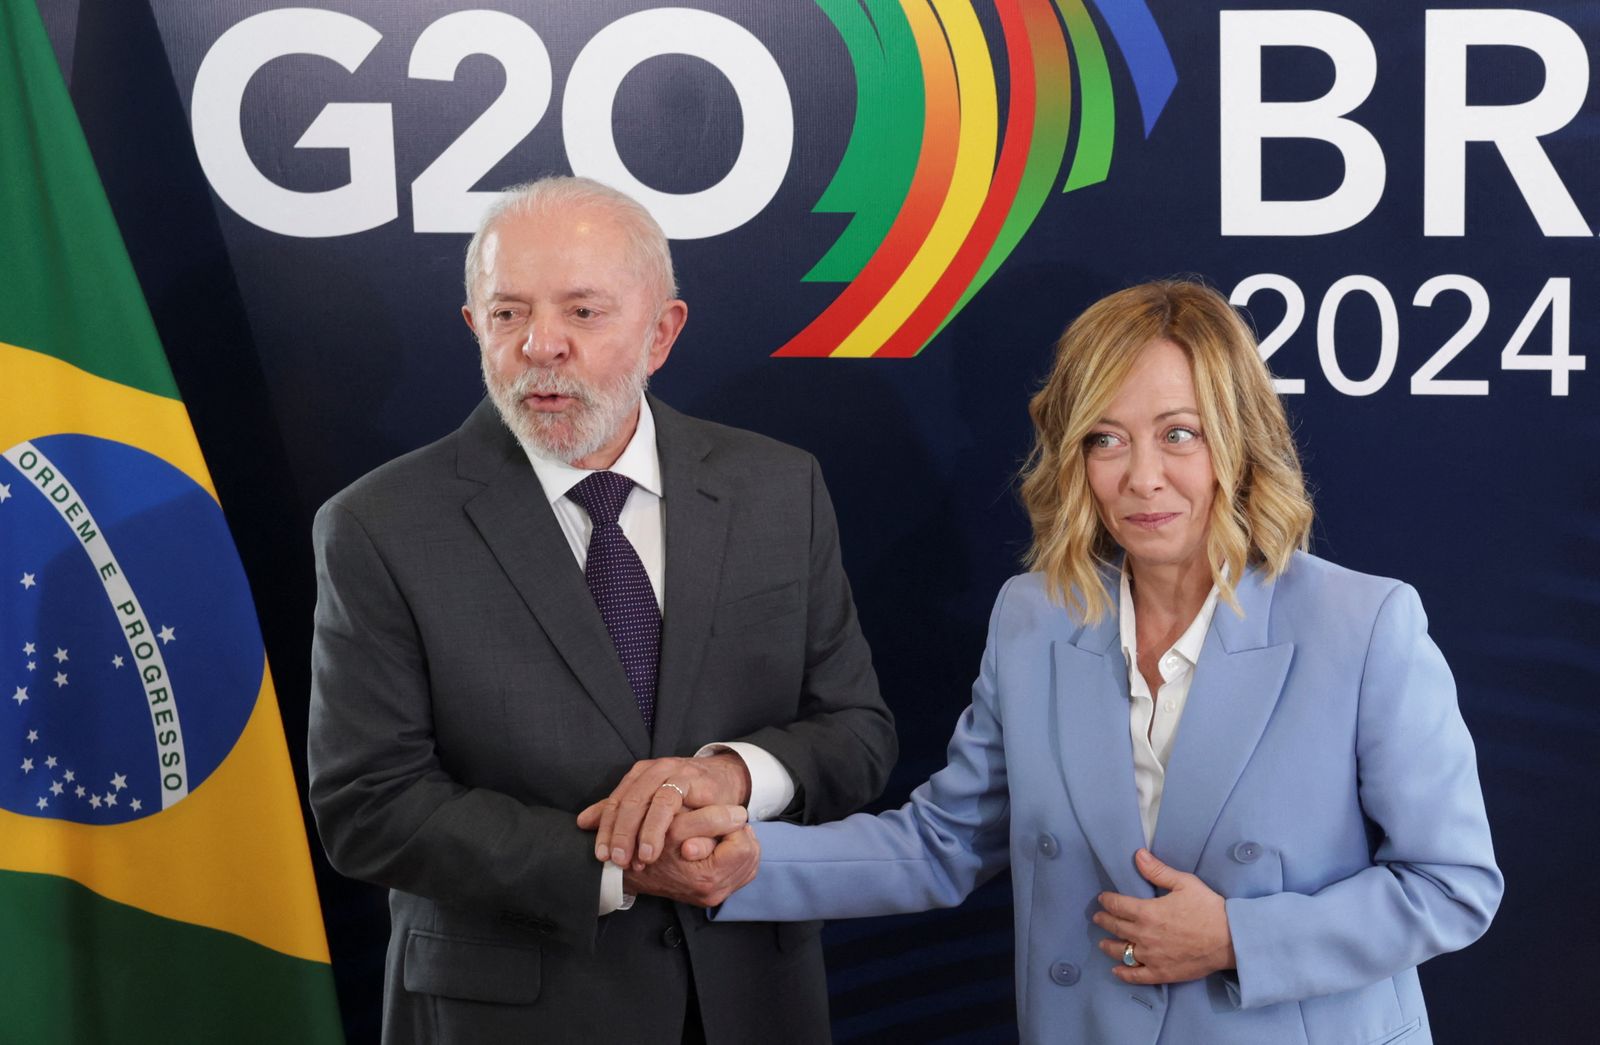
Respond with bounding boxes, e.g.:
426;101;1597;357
463;176;677;309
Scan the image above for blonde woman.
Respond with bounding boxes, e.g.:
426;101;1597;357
705;281;1501;1043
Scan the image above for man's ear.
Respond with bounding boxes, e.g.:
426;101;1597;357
647;299;688;375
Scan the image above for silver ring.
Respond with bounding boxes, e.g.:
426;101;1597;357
1122;942;1138;967
659;782;687;800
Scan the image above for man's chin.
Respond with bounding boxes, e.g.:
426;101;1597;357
512;412;600;464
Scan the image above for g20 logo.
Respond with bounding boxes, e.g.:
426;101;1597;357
191;2;1175;358
191;7;793;241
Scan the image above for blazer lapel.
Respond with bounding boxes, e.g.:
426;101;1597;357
456;401;652;760
648;398;730;758
1052;612;1155;899
1149;567;1293;872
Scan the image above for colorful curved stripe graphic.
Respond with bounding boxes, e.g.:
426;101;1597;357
779;0;1177;358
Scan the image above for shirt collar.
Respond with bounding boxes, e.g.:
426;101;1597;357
1117;563;1226;669
520;397;662;504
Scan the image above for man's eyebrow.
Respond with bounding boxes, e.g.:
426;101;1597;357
559;286;617;302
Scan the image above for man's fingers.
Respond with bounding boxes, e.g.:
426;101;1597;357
593;799;620;861
576;800;604;831
635;789;688;864
667;804;748;842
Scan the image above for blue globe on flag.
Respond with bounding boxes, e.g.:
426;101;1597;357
1;433;263;824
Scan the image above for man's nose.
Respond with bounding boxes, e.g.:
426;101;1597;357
521;317;568;363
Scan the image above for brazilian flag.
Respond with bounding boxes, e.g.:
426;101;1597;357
0;2;344;1041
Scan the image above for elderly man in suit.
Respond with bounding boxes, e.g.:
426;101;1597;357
308;176;896;1044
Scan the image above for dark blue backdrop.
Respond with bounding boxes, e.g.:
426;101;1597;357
37;1;1599;1040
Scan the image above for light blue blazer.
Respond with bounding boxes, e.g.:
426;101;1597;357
718;552;1501;1044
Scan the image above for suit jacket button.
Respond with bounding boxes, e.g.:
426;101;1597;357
662;925;684;948
1037;833;1059;858
1049;961;1080;986
1230;841;1262;864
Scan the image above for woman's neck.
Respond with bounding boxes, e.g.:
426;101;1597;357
1128;556;1214;639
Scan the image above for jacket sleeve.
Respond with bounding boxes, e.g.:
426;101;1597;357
731;457;898;824
719;578;1016;922
1224;582;1503;1008
307;499;604;950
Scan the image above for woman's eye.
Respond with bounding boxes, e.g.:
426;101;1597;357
1165;427;1199;444
1085;432;1121;451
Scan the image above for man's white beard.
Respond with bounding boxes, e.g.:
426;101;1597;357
483;348;650;464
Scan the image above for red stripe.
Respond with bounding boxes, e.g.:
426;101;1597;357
774;6;963;358
874;0;1040;358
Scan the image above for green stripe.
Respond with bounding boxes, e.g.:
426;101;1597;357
0;870;345;1045
942;8;1076;332
804;0;924;283
0;0;180;399
1057;0;1115;192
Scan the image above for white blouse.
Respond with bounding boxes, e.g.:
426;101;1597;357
1117;570;1223;847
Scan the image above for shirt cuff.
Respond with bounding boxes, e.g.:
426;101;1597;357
598;862;633;914
695;741;795;821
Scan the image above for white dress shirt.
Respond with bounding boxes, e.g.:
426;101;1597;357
1117;569;1223;847
518;399;796;912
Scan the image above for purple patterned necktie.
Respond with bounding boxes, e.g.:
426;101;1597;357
566;471;661;731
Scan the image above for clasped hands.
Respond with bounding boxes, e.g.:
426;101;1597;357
576;754;758;907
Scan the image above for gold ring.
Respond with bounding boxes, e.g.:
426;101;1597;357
659;782;687;800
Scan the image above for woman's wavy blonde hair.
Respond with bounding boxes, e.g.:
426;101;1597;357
1019;279;1313;621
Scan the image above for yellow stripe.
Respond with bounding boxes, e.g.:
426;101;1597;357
0;342;216;499
831;1;998;357
0;341;331;963
0;670;331;962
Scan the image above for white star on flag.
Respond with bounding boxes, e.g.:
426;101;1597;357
89;794;102;808
0;481;10;501
130;798;143;811
12;687;27;705
53;647;68;663
104;792;118;807
36;797;47;810
74;785;86;798
26;730;38;743
110;773;127;791
53;672;67;688
112;655;124;668
45;756;57;769
22;642;34;655
63;769;74;781
21;758;34;773
20;572;36;589
49;781;63;796
26;661;34;671
158;625;176;644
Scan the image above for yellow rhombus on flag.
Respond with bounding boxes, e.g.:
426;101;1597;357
0;2;345;1041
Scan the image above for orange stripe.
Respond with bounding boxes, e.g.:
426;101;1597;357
774;1;961;357
876;0;1040;357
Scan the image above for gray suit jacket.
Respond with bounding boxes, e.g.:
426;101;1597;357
308;396;896;1044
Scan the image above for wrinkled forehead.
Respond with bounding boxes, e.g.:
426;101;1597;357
479;205;654;297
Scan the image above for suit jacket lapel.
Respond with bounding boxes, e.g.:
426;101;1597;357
1052;611;1155;899
1149;566;1293;872
649;397;730;758
455;400;652;760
